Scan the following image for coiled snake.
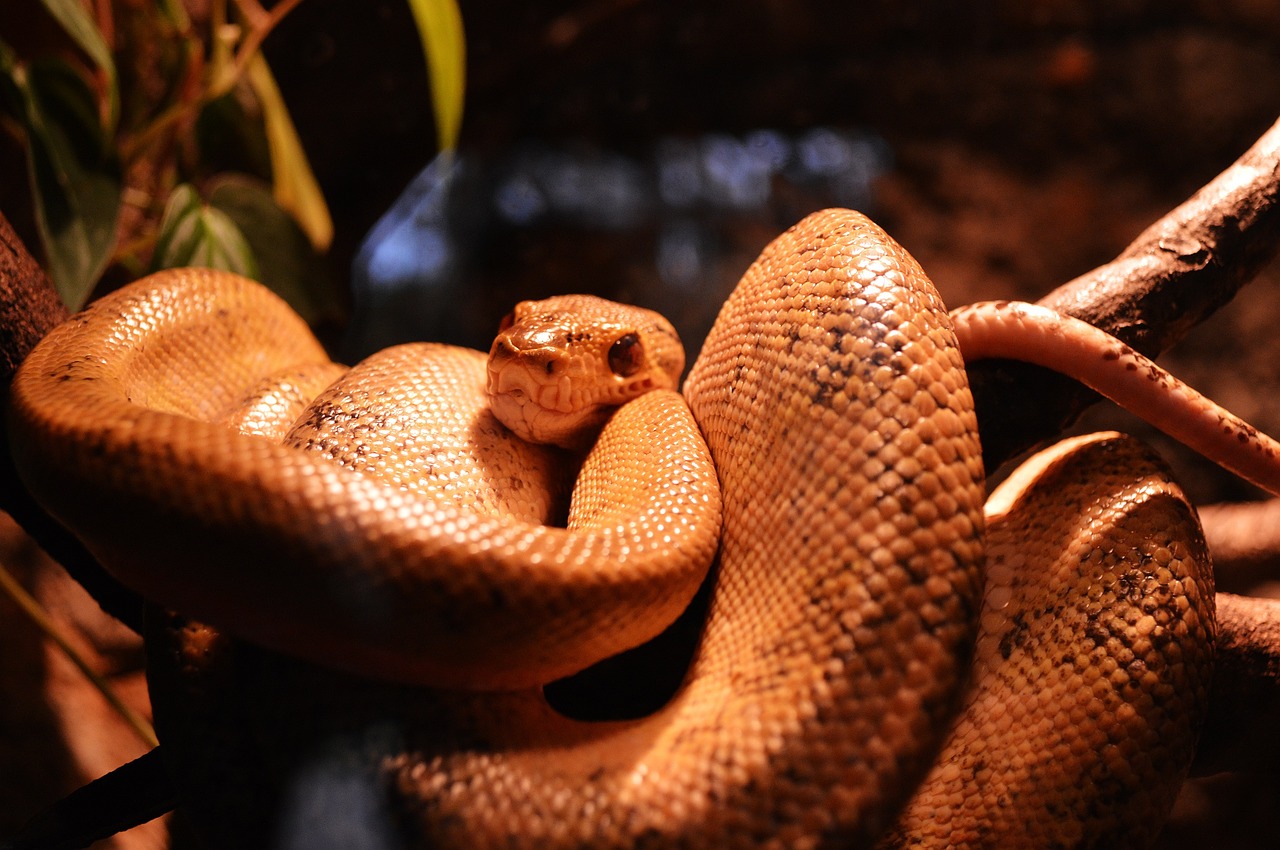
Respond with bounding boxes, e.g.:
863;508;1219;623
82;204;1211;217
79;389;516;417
9;209;1271;847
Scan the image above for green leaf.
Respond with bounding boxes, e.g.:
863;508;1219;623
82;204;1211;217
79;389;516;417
245;55;333;251
406;0;466;152
0;44;121;310
208;174;334;324
196;90;273;181
38;0;119;135
151;183;258;278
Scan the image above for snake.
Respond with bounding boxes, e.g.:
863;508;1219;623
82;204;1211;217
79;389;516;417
8;208;1269;847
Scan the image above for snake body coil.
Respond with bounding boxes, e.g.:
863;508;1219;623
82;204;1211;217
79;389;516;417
8;210;1223;847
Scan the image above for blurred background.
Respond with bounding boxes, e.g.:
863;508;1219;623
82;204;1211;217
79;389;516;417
2;1;1280;847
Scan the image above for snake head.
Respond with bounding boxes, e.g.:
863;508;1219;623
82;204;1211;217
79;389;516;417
486;294;685;448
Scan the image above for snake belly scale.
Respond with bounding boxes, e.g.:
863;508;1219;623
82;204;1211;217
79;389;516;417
8;209;1221;847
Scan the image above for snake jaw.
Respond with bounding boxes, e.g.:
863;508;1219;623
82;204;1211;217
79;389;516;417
485;348;616;447
486;358;610;447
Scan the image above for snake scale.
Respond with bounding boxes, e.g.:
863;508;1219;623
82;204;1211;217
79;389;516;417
10;208;1269;847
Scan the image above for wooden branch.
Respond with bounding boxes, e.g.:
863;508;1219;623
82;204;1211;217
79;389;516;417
0;217;64;378
1193;504;1280;777
968;115;1280;471
1;749;174;850
0;213;145;631
1199;500;1280;588
1192;593;1280;776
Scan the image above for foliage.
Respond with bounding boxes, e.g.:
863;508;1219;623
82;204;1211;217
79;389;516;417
0;38;119;309
150;181;257;275
409;0;465;156
0;0;466;313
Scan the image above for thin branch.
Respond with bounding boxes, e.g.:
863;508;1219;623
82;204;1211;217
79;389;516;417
117;44;205;163
0;558;156;748
229;0;272;31
1198;500;1280;589
217;0;306;99
118;0;306;162
2;750;175;850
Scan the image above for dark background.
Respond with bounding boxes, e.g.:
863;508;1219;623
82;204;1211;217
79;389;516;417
3;1;1280;847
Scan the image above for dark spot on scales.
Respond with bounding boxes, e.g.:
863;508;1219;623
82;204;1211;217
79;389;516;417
810;367;834;404
998;612;1030;660
1084;615;1110;648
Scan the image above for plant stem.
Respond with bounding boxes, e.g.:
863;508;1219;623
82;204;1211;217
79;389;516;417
0;559;158;749
217;0;306;100
120;0;306;162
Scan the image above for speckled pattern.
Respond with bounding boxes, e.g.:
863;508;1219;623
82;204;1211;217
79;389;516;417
7;211;1219;848
373;209;986;849
8;269;721;691
880;432;1214;849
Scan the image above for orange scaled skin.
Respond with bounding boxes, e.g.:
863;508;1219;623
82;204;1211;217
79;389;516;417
8;210;1230;848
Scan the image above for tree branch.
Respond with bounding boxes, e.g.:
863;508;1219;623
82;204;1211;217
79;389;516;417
1192;593;1280;776
1198;500;1280;590
0;213;144;631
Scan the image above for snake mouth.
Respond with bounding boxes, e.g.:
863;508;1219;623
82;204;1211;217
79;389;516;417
489;388;606;448
500;386;528;404
487;359;602;447
487;359;556;412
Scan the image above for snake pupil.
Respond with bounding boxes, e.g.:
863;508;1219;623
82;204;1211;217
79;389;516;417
608;333;643;377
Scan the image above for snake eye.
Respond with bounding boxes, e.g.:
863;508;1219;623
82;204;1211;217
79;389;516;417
498;311;515;333
608;333;643;377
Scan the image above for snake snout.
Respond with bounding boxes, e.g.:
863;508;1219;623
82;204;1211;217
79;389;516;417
486;363;531;400
489;334;567;377
486;344;581;446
